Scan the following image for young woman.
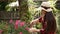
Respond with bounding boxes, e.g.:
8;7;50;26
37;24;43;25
28;2;57;34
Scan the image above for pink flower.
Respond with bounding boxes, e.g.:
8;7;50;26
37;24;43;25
25;27;29;31
15;20;20;25
20;21;25;27
0;30;3;34
19;32;23;34
9;19;13;23
15;24;18;30
15;20;20;30
15;20;25;29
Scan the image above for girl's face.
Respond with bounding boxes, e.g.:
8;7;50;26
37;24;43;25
41;10;46;15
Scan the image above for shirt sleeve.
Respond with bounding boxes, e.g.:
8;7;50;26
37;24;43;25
39;17;42;22
40;29;45;34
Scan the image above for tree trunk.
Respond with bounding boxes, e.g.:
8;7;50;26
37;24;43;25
18;0;28;22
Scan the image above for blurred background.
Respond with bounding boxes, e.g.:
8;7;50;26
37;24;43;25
0;0;60;34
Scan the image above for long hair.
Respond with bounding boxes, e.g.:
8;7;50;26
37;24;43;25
44;11;57;33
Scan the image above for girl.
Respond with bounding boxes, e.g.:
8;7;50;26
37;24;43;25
28;2;57;34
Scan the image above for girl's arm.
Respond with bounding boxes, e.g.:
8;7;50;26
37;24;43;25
30;18;40;27
30;17;42;27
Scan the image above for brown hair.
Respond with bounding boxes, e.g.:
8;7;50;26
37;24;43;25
44;11;57;33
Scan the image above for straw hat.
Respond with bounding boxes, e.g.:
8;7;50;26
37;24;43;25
41;2;52;12
41;2;51;7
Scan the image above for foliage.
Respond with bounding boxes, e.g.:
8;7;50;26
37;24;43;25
0;2;9;11
0;0;60;34
55;0;60;10
0;20;30;34
0;0;18;11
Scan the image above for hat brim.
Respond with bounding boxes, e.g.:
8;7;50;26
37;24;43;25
41;7;52;12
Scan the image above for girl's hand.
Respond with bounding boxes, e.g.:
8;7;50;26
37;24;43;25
28;28;40;33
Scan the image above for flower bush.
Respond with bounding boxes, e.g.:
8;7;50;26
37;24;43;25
0;20;30;34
